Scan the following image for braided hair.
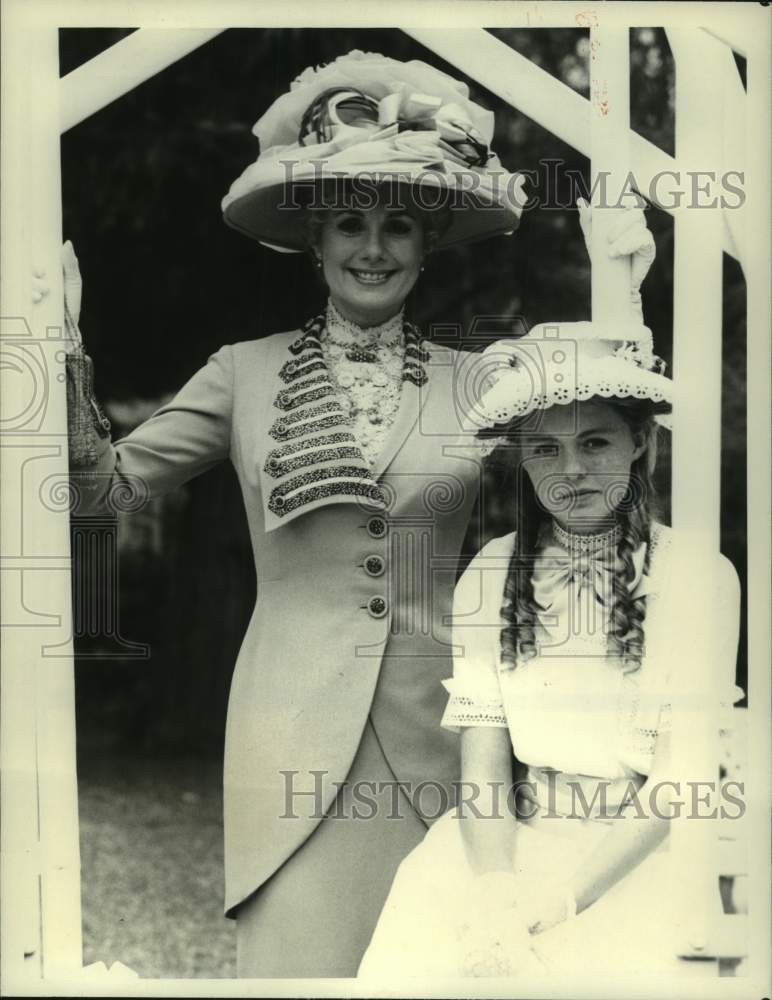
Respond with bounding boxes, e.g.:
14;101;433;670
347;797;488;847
498;397;662;675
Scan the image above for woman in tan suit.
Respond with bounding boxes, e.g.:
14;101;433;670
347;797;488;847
61;50;655;978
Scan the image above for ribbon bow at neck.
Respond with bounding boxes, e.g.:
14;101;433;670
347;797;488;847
531;540;649;640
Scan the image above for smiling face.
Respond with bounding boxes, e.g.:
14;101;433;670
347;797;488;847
519;399;647;532
315;202;424;327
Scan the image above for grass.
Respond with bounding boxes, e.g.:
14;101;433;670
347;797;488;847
78;754;236;978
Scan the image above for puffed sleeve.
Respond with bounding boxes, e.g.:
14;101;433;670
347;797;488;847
70;345;234;516
657;551;743;736
440;533;515;732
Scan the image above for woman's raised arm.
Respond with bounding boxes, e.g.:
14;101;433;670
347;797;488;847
41;242;235;516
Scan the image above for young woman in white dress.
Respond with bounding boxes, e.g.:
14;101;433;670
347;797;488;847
358;321;742;983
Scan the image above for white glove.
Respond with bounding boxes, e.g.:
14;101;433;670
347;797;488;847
457;872;549;978
458;908;548;978
577;197;656;320
31;240;84;352
62;240;84;350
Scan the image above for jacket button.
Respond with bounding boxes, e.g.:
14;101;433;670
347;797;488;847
267;456;281;472
364;555;385;577
366;596;388;618
366;516;387;538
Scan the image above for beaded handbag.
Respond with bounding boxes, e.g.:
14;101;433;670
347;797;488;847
64;302;111;468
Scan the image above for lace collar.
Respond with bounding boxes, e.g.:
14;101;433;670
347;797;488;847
323;299;405;351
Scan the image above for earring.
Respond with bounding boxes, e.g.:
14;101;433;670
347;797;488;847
312;254;323;269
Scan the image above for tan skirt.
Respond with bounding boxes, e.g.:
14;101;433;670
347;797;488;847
235;716;429;978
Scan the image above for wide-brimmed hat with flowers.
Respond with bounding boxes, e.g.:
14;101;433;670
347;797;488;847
463;321;673;441
221;50;526;252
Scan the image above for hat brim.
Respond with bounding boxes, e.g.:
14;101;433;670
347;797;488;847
222;169;520;252
470;359;673;432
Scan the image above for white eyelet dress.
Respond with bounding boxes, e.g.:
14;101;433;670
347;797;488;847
359;522;742;984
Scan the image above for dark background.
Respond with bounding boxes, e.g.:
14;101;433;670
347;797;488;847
62;27;747;761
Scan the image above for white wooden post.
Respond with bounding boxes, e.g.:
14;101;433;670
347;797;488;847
718;40;748;268
1;20;232;987
1;10;82;986
742;26;772;983
588;20;632;321
667;25;725;962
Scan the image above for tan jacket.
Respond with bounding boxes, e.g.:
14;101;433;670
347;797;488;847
75;323;484;914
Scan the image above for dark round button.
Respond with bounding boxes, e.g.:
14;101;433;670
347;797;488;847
267;456;281;472
366;596;388;618
274;421;287;435
278;392;291;407
273;495;285;508
364;555;385;577
366;516;387;538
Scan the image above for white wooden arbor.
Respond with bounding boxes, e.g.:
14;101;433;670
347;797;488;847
1;2;769;995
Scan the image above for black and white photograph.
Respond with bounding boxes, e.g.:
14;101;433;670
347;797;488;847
1;1;770;997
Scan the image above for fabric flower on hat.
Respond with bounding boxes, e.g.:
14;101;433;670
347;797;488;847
253;49;495;151
612;338;654;370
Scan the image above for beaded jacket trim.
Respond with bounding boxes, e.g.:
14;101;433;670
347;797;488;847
266;312;430;519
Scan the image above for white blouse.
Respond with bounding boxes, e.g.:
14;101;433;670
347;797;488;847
441;523;742;779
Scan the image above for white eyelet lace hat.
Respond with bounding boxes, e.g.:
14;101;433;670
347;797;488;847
465;321;673;436
221;50;526;252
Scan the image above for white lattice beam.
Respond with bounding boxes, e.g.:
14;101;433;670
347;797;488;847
588;21;633;322
668;28;748;270
60;28;225;133
404;27;742;264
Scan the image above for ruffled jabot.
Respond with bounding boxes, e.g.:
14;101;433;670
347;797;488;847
319;300;406;469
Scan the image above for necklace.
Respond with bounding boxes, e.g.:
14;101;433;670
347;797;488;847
551;519;622;556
